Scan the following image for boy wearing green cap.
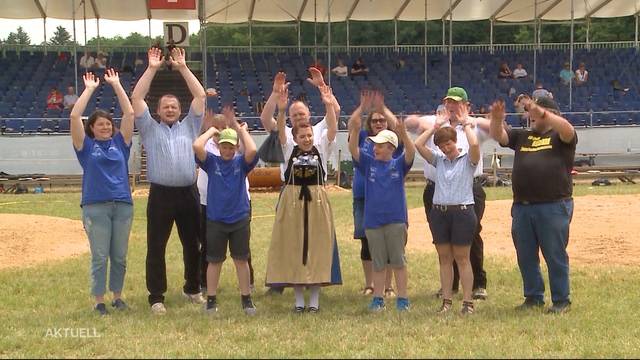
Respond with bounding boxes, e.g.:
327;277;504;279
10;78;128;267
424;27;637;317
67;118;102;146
193;106;259;315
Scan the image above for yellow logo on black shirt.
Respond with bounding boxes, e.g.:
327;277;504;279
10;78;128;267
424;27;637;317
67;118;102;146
521;135;552;152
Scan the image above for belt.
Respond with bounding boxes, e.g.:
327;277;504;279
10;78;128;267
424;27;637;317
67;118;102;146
433;204;471;212
427;177;484;186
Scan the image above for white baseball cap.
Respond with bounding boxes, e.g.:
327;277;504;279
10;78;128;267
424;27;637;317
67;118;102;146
369;129;398;148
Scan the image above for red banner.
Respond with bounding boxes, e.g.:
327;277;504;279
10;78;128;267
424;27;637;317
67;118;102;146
149;0;196;10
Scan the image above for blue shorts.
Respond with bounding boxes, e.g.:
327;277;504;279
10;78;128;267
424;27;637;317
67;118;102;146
352;197;366;239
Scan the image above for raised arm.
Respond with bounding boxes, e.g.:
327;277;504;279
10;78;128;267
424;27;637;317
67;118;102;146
260;72;288;132
309;67;341;118
169;47;205;116
395;117;415;166
459;117;480;165
275;85;289;146
522;97;575;143
104;68;134;145
348;91;372;162
193;126;219;162
70;73;100;150
414;110;448;164
372;91;397;130
489;99;509;146
319;84;337;142
223;106;257;164
131;47;163;117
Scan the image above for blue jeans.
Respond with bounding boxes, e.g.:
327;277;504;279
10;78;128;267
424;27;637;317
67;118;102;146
511;199;573;304
82;201;133;297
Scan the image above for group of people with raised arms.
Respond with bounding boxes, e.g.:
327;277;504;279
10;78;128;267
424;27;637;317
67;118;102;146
72;47;576;317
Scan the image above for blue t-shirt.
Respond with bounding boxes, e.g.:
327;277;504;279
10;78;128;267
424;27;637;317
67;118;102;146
352;129;404;199
198;152;258;224
75;132;132;206
354;152;412;229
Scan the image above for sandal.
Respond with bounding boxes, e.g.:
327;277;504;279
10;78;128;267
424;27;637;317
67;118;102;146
461;301;475;315
361;287;374;295
384;288;397;298
437;299;453;314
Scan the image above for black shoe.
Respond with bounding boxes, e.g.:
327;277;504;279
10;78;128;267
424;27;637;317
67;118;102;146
515;297;545;311
242;296;257;316
111;298;128;311
95;303;109;316
204;298;218;314
265;287;285;296
547;301;571;314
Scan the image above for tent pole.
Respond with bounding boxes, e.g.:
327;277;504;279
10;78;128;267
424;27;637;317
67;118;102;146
314;0;317;61
448;0;452;88
533;0;537;85
346;19;350;56
394;19;398;53
569;0;574;111
327;0;331;87
490;18;494;55
424;0;428;86
72;0;78;94
298;20;301;56
249;21;252;57
43;18;47;55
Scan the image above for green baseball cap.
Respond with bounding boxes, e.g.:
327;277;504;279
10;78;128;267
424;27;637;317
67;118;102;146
218;128;238;146
443;87;469;102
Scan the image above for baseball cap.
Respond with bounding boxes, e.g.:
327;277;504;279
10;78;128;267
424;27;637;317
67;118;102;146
534;96;560;113
369;129;398;148
218;128;238;146
443;87;468;102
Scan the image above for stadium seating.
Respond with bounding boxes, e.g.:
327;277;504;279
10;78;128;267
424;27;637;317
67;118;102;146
0;47;639;134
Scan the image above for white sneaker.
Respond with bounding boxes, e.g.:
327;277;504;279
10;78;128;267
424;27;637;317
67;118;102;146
183;291;206;304
151;302;167;315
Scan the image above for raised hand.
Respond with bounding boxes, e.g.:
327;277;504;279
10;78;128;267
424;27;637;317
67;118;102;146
103;68;120;86
83;72;100;90
222;105;238;129
238;121;248;132
372;91;385;113
201;109;217;131
359;90;374;112
206;88;218;97
435;106;450;128
454;103;470;126
319;84;334;106
147;47;163;69
272;72;288;93
308;67;325;87
169;47;187;69
276;85;289;112
516;94;533;111
490;99;506;123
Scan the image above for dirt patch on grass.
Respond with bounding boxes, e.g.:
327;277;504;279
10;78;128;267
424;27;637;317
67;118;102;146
0;214;88;270
407;194;640;266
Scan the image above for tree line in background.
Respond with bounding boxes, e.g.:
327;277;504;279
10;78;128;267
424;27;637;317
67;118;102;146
0;17;635;47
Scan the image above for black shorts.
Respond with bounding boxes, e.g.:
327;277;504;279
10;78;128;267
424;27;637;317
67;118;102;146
206;217;251;263
428;205;477;246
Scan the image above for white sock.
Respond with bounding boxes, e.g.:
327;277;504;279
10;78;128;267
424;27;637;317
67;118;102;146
309;286;320;309
294;286;305;308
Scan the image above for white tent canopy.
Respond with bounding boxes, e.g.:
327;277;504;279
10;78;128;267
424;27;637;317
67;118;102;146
0;0;638;22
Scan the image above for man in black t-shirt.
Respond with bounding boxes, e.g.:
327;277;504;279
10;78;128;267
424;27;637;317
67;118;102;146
489;95;576;314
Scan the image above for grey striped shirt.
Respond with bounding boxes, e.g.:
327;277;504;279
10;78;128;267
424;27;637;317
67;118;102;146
136;107;203;186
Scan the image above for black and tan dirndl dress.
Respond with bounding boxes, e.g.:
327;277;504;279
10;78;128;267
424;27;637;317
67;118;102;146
265;145;342;287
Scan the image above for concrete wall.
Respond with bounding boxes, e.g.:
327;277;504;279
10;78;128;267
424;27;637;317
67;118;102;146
1;126;639;175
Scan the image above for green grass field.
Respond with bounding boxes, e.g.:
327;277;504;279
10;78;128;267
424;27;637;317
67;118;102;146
1;184;639;358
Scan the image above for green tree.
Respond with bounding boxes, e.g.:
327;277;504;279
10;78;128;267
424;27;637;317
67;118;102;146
5;26;31;45
49;25;73;45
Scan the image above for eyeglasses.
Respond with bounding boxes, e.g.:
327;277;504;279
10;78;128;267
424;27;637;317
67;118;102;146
370;118;387;124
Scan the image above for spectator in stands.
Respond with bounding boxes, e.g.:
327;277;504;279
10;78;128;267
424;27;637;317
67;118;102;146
575;63;588;86
331;59;349;78
498;62;513;79
310;58;327;77
131;46;207;315
559;62;574;85
395;57;406;71
63;86;78;110
70;69;135;316
611;79;630;94
532;82;553;100
513;63;528;79
79;52;96;70
351;57;369;79
55;52;69;69
489;95;576;314
96;53;108;69
46;87;64;111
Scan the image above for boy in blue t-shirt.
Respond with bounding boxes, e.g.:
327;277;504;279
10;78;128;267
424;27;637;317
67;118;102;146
193;107;258;315
348;97;416;312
